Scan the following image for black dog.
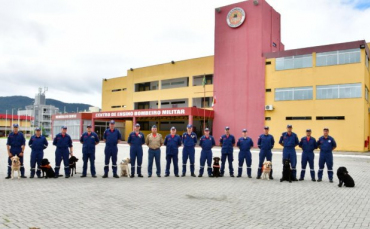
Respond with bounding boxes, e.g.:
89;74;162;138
213;157;221;178
280;159;292;183
69;156;79;177
337;167;355;188
40;158;56;178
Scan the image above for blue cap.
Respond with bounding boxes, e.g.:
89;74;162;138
171;126;176;130
13;124;19;128
110;120;115;124
87;125;92;128
187;124;193;128
306;129;311;132
135;123;140;127
287;124;292;128
204;128;210;131
152;125;157;128
264;126;269;129
62;126;67;129
225;126;230;130
242;129;247;132
35;127;41;131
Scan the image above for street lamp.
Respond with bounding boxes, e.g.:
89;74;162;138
18;108;21;128
5;110;8;136
11;108;14;126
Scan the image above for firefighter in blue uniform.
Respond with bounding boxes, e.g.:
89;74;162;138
53;126;73;178
28;127;48;178
317;128;337;183
103;120;122;178
257;126;274;179
181;124;197;177
128;123;145;178
79;125;99;178
237;129;254;178
219;126;236;177
6;124;27;179
279;124;299;181
164;127;182;177
299;129;317;181
198;128;215;177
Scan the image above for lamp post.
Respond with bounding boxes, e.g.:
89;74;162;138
5;110;8;136
18;108;21;128
11;108;14;126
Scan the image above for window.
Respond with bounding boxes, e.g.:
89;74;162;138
135;81;159;92
265;61;271;65
366;53;369;71
265;117;271;120
316;83;361;99
275;87;313;101
316;116;345;120
286;117;312;120
266;89;272;92
275;54;312;70
161;77;189;89
316;49;361;67
366;86;369;102
193;75;213;86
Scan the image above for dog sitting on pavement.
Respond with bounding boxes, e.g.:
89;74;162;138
69;156;79;177
40;158;60;178
120;158;131;177
280;159;292;183
261;161;272;180
11;155;21;180
337;167;355;188
212;157;221;178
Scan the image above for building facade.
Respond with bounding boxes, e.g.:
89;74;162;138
0;114;33;137
52;0;370;151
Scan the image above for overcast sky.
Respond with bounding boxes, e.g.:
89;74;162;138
0;0;369;108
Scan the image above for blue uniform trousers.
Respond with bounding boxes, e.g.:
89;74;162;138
30;151;43;177
55;149;70;176
220;153;234;175
104;146;118;175
165;154;179;176
318;151;333;180
148;149;161;176
182;146;195;174
82;151;96;176
238;151;252;177
199;150;212;176
130;147;143;175
300;152;315;180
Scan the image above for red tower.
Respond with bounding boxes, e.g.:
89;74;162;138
213;0;283;142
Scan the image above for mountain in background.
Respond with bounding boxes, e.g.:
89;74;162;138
0;96;92;114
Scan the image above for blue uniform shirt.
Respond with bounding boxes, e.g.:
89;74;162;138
103;128;122;146
7;132;26;154
164;134;182;155
127;131;145;147
182;132;197;147
299;136;317;153
29;135;48;151
199;135;215;151
220;134;235;154
80;132;99;151
279;132;299;148
237;137;254;152
53;133;73;149
317;136;337;152
258;134;275;150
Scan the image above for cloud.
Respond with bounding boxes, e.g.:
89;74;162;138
0;0;369;108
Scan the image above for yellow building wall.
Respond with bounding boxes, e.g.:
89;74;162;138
102;56;214;111
265;49;369;152
0;120;31;129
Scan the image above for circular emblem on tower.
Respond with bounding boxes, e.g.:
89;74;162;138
226;7;246;28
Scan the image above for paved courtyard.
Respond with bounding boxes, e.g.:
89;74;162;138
1;138;370;229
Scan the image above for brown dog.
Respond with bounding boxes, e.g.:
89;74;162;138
11;155;21;180
262;161;272;180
